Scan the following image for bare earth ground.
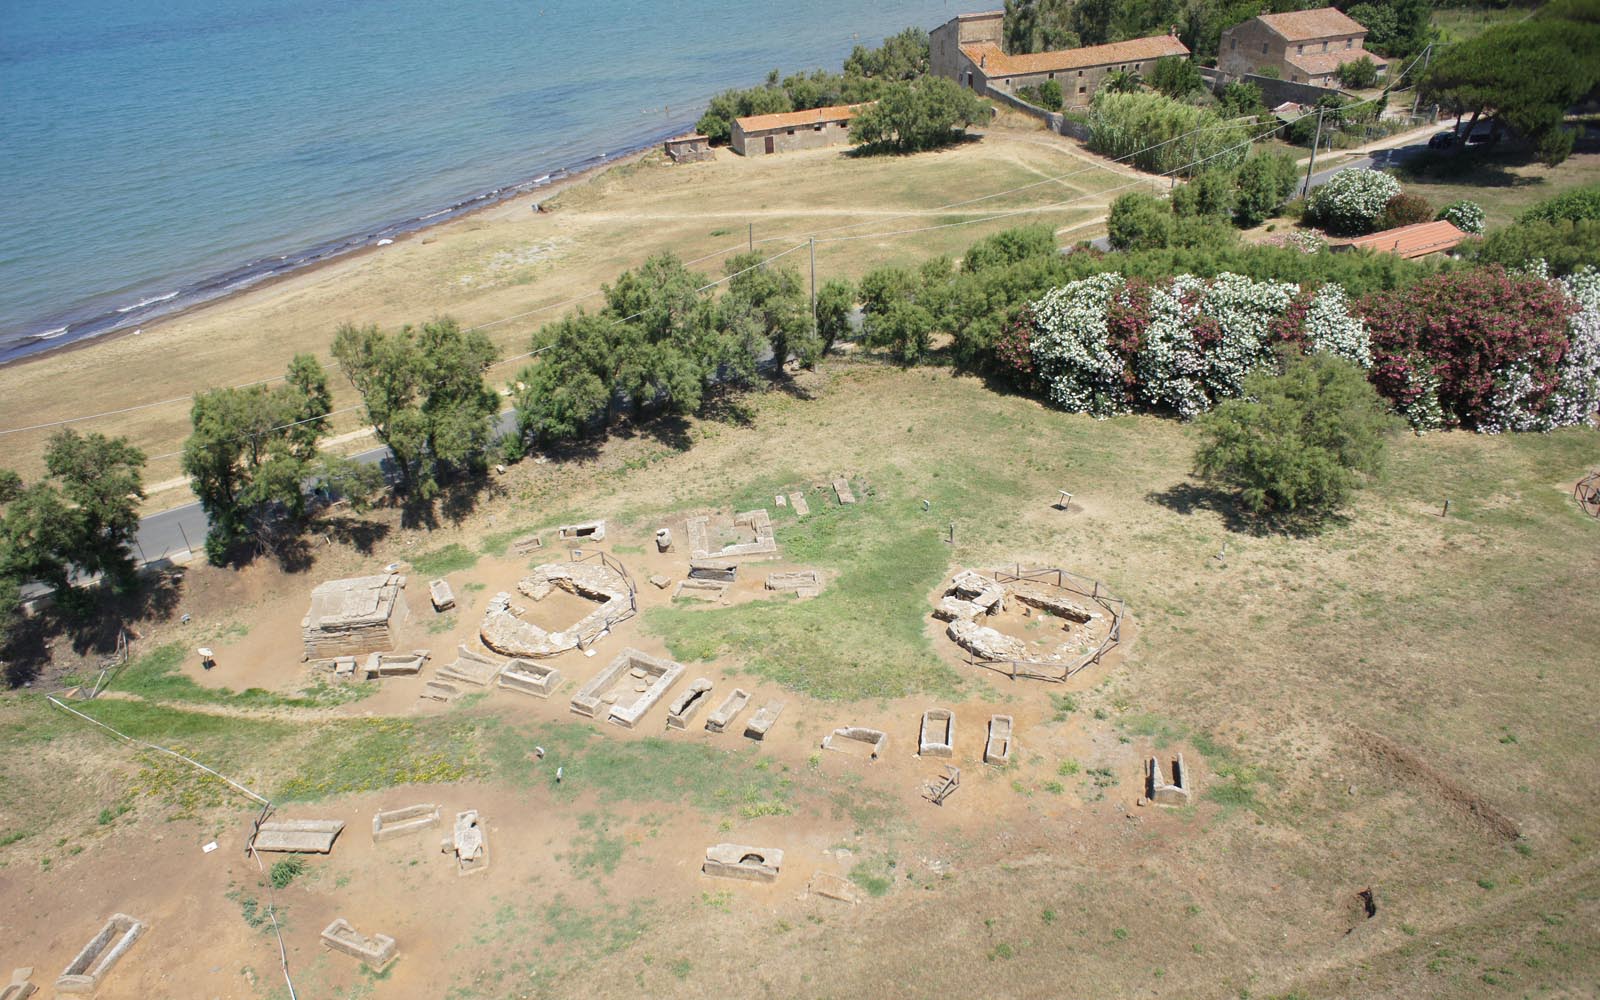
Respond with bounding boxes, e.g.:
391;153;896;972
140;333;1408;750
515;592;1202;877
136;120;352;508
0;118;1151;498
3;356;1598;999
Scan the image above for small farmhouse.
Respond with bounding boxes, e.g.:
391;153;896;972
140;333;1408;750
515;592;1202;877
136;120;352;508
1218;7;1388;87
731;104;864;157
931;10;1190;108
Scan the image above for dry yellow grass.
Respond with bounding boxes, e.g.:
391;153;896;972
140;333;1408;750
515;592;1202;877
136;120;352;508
0;123;1151;503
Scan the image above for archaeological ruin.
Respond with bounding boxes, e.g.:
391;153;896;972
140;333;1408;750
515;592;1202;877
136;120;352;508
702;844;783;883
372;804;440;842
320;918;397;971
480;559;634;658
570;648;685;727
54;914;144;995
301;573;410;660
686;509;777;560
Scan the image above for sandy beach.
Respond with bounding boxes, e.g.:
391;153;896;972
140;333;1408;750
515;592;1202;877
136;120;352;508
0;118;1138;504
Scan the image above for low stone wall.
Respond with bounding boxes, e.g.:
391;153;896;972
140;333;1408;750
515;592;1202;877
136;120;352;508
1202;67;1346;108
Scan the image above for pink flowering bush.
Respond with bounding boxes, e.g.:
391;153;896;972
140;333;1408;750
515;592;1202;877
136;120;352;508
1360;267;1578;432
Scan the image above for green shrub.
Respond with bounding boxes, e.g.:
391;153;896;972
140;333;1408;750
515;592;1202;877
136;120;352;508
1086;90;1255;176
1378;192;1434;230
849;77;990;153
1194;352;1391;524
1308;168;1401;235
1234;151;1302;228
269;857;307;889
1519;184;1600;225
1437;199;1485;234
1463;218;1600;276
1336;55;1380;89
1107;192;1174;250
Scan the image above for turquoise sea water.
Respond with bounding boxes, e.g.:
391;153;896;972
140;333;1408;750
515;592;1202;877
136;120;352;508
0;0;953;362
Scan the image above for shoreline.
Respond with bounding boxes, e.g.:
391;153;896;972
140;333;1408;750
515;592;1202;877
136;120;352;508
0;122;692;371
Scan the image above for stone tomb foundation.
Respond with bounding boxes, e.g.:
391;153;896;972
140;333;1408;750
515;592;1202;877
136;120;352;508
498;659;562;698
363;649;430;679
428;578;455;611
435;645;503;688
706;689;751;732
744;700;785;740
919;709;955;757
55;913;145;994
1146;754;1191;805
481;561;631;658
687;509;777;560
2;967;36;1000
667;678;714;730
443;810;489;875
703;844;783;883
984;715;1014;765
320;918;397;971
253;819;344;854
823;726;888;760
302;573;410;660
570;648;685;728
555;519;606;542
372;804;440;842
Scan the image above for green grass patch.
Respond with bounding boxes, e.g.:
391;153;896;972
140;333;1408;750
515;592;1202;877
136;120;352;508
849;855;898;897
645;466;1005;700
568;813;628;878
277;717;486;801
410;543;479;577
109;643;368;709
269;857;307;888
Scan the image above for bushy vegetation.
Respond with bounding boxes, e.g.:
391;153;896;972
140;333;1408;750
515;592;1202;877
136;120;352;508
1518;183;1600;225
1437;199;1485;234
1336;55;1381;89
695;29;929;144
1016;80;1063;111
1086;91;1256;176
1378;191;1435;230
848;77;990;154
1195;352;1392;524
1308;168;1402;235
1463;218;1600;277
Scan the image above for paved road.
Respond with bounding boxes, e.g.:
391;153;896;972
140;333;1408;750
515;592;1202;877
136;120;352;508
1305;137;1436;192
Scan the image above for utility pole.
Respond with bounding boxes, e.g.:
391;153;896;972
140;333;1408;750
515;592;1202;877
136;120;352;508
1302;107;1326;197
1410;43;1432;119
748;222;753;253
808;237;817;343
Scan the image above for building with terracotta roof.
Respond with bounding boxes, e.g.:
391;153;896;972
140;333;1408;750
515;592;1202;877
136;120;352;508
730;104;868;157
931;10;1190;108
1333;220;1469;259
1218;7;1388;88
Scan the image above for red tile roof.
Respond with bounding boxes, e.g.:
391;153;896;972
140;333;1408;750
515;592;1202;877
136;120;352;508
1287;47;1388;76
734;104;866;135
961;34;1190;77
1257;7;1368;41
1338;220;1469;259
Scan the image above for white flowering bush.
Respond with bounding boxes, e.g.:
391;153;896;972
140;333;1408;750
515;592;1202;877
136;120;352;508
1546;266;1600;428
1028;271;1369;419
1309;168;1402;235
1438;199;1486;235
1304;284;1372;368
1028;273;1129;416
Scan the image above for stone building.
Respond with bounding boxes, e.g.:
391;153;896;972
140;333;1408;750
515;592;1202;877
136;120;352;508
931;10;1190;108
731;104;865;157
1217;7;1388;87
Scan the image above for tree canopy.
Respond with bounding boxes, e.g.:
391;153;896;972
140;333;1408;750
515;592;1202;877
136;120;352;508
848;77;990;153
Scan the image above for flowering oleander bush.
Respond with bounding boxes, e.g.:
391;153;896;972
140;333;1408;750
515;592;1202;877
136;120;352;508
1025;271;1371;419
1309;168;1402;236
1546;267;1600;428
1437;199;1486;235
1360;266;1579;432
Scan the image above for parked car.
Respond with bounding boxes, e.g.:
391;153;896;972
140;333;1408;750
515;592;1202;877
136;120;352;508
1428;131;1456;149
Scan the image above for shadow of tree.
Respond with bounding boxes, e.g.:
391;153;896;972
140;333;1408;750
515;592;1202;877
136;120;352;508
1145;480;1346;538
314;515;393;555
4;571;186;686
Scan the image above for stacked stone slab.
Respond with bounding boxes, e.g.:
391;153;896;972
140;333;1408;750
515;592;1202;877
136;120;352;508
687;509;777;560
498;659;562;697
788;492;810;516
744;700;785;740
823;726;887;759
832;478;856;504
372;804;440;842
555;520;606;541
919;708;955;757
688;559;738;582
54;914;144;994
321;918;396;971
765;570;822;595
481;561;631;658
946;618;1028;660
302;574;410;660
703;844;783;883
428;579;455;612
1010;585;1093;622
667;679;714;730
253;819;344;854
673;579;728;602
706;689;750;732
444;810;489;875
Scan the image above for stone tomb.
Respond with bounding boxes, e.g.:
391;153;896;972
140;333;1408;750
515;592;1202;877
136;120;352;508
372;804;440;842
1;968;35;1000
481;561;631;658
556;519;606;542
301;573;409;660
673;578;728;603
706;689;750;733
832;478;856;504
744;700;785;740
687;509;777;560
667;678;714;730
688;559;738;583
703;844;783;883
254;819;345;854
420;679;462;702
428;578;455;612
787;491;810;517
919;709;955;758
984;715;1014;765
806;871;860;904
823;726;887;760
498;659;562;698
443;810;490;875
363;649;429;679
1146;754;1192;806
765;569;822;598
321;918;397;971
435;645;503;688
54;914;145;995
570;648;685;728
